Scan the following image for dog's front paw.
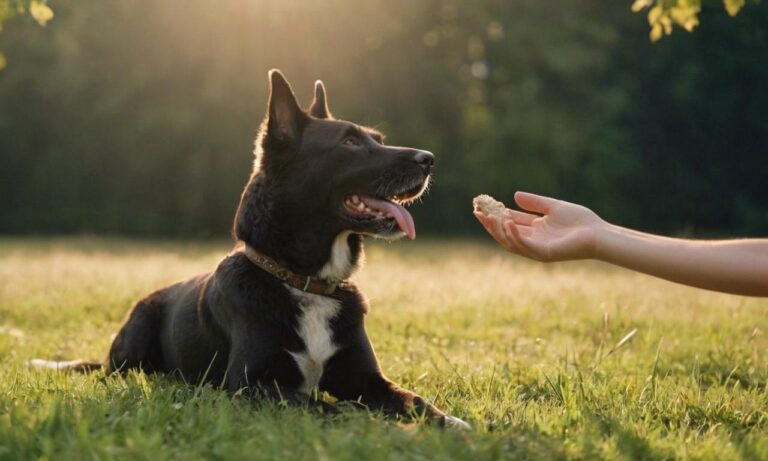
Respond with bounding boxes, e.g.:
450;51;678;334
436;415;472;430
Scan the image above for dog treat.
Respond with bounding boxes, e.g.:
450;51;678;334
473;194;507;219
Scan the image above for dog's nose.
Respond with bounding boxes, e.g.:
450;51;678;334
413;150;435;173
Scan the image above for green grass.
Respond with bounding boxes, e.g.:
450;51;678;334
0;237;766;460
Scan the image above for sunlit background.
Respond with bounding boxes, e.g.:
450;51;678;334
1;0;766;238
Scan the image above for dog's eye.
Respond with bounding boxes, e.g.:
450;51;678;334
343;137;360;147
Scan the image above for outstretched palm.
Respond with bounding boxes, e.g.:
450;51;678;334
474;192;606;262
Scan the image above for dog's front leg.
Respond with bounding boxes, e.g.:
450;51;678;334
320;327;470;429
225;331;307;405
226;350;341;414
226;366;303;404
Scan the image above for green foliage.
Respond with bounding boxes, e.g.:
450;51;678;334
0;0;53;30
0;0;766;237
631;0;755;41
0;0;52;69
1;238;767;459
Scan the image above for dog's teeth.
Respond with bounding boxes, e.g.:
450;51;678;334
357;202;365;211
352;195;360;204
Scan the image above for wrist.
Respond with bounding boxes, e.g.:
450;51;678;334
592;221;621;262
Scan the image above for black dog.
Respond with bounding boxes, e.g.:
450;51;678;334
34;70;468;429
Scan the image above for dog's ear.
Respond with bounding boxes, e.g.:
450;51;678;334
266;69;305;141
308;80;332;119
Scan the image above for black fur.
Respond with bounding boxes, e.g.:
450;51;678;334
47;70;462;426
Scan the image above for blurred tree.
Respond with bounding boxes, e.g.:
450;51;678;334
0;0;765;238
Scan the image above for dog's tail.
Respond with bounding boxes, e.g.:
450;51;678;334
28;358;103;373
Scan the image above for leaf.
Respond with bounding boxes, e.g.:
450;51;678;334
661;15;673;34
0;52;6;71
29;0;54;26
631;0;653;13
647;5;663;25
682;16;699;32
724;0;745;16
650;23;663;42
670;5;701;32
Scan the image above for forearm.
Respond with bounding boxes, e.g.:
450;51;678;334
595;225;768;297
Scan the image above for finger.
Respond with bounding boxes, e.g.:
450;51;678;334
474;211;490;227
504;209;538;226
475;213;507;244
493;216;535;257
474;212;495;233
486;216;524;255
514;191;559;215
506;221;552;261
514;224;533;237
477;211;540;258
502;221;540;260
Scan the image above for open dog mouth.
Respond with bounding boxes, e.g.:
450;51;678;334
342;183;425;240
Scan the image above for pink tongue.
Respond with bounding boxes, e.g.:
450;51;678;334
360;196;416;240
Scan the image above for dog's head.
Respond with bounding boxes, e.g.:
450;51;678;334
234;70;433;266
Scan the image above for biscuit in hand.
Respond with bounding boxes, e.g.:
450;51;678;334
473;194;507;219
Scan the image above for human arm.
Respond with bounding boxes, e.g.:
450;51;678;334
474;191;768;297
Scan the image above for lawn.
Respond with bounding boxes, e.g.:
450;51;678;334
0;237;766;460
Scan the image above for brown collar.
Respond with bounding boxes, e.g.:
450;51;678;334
241;244;350;296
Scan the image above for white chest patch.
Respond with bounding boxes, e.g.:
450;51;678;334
318;231;354;281
287;287;341;394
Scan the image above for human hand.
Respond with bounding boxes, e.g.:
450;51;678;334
474;191;608;262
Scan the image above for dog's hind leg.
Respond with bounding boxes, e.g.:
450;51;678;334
106;295;165;374
29;296;164;375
